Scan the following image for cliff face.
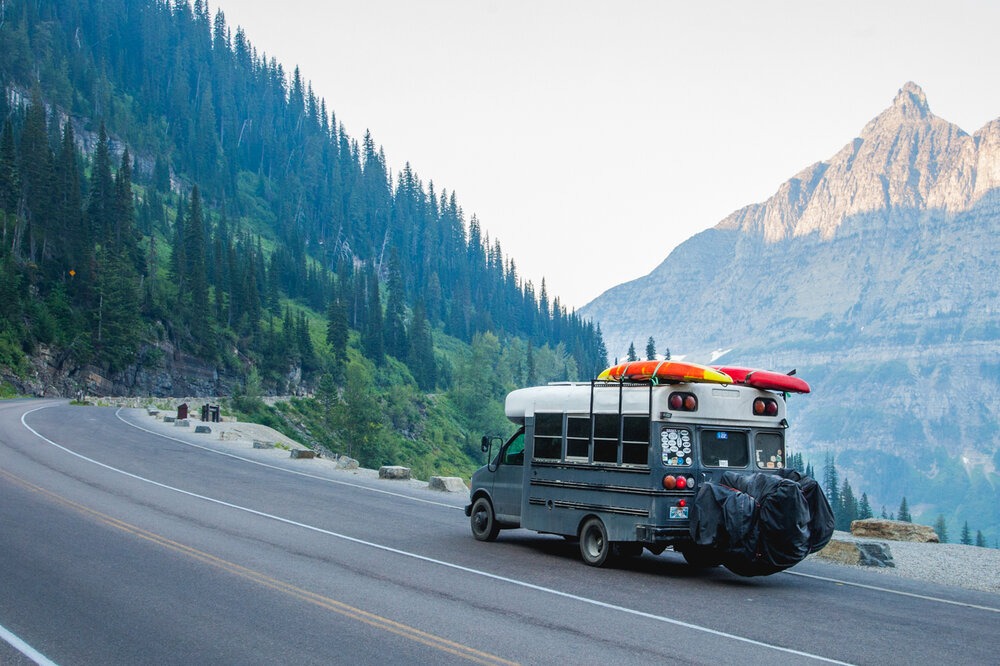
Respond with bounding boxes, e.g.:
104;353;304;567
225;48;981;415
580;83;1000;536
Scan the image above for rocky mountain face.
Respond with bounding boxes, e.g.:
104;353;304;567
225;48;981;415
580;83;1000;538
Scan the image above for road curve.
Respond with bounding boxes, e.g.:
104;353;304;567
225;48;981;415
1;400;997;665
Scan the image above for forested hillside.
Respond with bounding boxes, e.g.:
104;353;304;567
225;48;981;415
0;0;607;476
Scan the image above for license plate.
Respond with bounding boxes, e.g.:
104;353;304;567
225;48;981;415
669;506;689;519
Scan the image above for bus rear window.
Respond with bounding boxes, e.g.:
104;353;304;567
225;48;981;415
755;432;784;469
701;430;748;468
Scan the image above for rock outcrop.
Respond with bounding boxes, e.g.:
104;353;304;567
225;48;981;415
850;519;940;543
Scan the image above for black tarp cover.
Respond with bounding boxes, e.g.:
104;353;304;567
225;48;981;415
690;470;834;577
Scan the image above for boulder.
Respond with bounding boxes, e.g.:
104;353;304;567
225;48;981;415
379;465;411;480
290;449;316;459
335;456;359;470
252;440;275;449
815;539;895;567
194;425;211;433
428;476;467;493
173;419;189;427
851;519;940;542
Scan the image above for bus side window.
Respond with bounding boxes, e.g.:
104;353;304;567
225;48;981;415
534;412;563;460
593;414;618;463
566;415;590;460
622;416;650;465
754;432;784;469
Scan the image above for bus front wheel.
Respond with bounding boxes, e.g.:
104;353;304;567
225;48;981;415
579;517;611;567
470;497;500;542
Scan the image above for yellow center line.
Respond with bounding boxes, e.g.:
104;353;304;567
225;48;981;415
0;469;518;666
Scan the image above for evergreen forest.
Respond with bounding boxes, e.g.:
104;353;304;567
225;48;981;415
0;0;608;477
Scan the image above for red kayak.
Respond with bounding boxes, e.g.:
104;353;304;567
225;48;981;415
712;366;811;394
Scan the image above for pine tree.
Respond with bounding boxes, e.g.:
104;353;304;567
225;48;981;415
383;249;407;357
898;497;912;522
87;122;116;245
645;336;656;360
325;297;349;378
332;360;388;465
53;121;89;292
595;324;608;374
113;148;143;273
296;312;317;375
975;530;987;548
837;478;858;531
933;515;948;543
183;186;211;350
19;90;55;263
960;521;972;546
362;264;384;364
0;119;20;214
858;493;873;520
627;342;638;362
93;247;142;372
823;453;840;518
406;300;436;391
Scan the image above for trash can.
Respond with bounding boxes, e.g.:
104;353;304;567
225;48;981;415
177;403;188;420
201;404;210;421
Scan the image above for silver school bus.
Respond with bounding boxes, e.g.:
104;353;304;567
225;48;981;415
465;379;791;567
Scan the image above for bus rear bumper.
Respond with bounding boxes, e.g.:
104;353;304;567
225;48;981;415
635;524;691;544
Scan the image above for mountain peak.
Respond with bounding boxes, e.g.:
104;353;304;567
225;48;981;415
892;81;930;119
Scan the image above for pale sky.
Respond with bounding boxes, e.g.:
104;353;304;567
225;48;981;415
214;0;1000;310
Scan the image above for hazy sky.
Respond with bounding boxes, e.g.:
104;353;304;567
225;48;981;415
214;0;1000;310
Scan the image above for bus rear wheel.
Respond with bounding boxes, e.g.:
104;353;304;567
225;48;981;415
470;497;500;542
579;517;611;567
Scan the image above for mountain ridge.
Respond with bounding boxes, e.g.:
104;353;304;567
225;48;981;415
714;82;999;244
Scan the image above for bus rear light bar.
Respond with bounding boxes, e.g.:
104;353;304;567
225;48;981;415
662;475;696;491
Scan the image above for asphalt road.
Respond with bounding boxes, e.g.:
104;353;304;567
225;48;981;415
1;400;997;665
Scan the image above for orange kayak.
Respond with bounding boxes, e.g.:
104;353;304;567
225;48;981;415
597;360;733;385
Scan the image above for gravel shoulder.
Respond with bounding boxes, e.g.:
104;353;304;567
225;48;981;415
810;531;1000;595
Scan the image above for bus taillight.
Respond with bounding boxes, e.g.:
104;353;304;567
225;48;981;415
663;475;676;489
669;392;698;411
753;398;779;416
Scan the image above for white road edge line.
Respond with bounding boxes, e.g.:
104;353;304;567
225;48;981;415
784;570;1000;614
22;405;858;664
113;407;461;510
0;621;59;666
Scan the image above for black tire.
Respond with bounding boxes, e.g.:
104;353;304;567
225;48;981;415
470;496;500;542
579;517;611;567
678;544;722;568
